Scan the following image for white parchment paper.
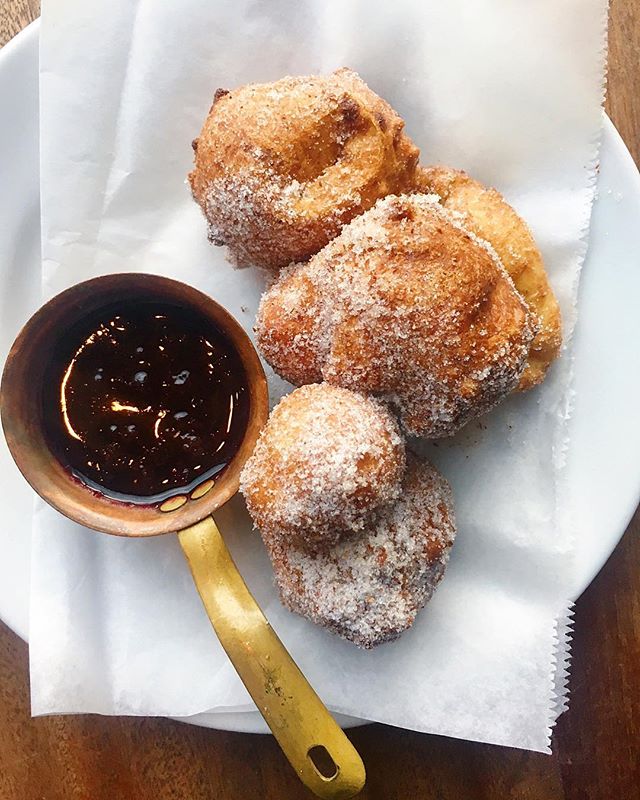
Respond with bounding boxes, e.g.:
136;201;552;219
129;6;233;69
31;0;607;751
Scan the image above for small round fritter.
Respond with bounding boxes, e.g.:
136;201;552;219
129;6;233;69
256;194;537;438
188;68;420;270
262;453;456;648
416;166;562;389
240;383;405;552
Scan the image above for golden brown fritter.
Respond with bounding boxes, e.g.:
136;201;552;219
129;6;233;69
256;194;537;438
416;166;562;389
189;68;420;270
262;453;456;648
240;383;405;553
257;265;323;386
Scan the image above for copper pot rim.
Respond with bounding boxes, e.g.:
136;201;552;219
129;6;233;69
0;272;269;537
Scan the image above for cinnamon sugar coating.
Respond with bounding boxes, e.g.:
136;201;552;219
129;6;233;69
240;384;405;552
188;68;420;270
262;453;456;648
257;194;537;438
416;166;562;389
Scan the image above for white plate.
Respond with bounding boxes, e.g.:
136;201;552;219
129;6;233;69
1;20;639;734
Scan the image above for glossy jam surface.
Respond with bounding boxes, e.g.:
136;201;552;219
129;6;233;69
42;302;249;504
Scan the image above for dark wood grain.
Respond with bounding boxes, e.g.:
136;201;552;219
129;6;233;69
554;508;640;797
0;1;638;798
606;0;640;164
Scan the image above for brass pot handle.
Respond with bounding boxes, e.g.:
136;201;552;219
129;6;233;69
178;517;366;799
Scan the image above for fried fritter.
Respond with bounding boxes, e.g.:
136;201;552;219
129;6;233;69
189;68;420;270
263;453;456;648
416;166;562;389
257;194;537;438
240;383;405;552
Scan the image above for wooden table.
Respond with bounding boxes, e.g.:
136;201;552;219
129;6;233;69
1;2;638;798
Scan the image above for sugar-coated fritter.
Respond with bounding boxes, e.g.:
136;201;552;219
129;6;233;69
189;68;420;270
240;383;405;552
257;194;537;438
263;453;456;648
416;166;562;389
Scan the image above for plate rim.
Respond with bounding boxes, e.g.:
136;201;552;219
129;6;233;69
573;119;640;592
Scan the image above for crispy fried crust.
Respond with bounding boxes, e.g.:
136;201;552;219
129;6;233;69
189;68;420;270
240;384;405;552
256;194;537;438
256;265;324;385
416;166;562;389
262;453;456;648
